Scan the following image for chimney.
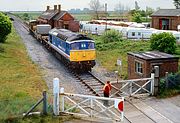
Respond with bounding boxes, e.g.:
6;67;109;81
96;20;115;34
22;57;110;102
47;6;50;11
58;4;61;12
54;5;57;10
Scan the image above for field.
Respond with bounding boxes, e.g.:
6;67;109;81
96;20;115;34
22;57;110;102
12;12;42;20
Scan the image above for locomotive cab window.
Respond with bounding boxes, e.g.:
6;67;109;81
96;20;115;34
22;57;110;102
88;42;95;49
71;43;79;50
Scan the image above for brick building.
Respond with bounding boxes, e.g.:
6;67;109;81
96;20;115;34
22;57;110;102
38;5;79;32
128;51;179;79
151;9;180;31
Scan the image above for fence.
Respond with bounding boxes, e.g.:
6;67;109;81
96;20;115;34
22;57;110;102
59;91;124;122
110;73;155;97
53;78;124;122
0;93;48;122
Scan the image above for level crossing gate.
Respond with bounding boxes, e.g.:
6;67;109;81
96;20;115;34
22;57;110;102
53;78;124;122
110;73;155;97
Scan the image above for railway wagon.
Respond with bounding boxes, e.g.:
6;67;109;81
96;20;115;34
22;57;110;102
48;28;96;71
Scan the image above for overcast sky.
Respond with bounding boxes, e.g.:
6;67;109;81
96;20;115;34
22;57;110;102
0;0;175;11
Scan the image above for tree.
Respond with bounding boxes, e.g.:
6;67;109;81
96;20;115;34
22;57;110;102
146;6;154;17
0;12;12;43
114;2;130;15
89;0;103;19
173;0;180;9
114;2;125;15
150;32;176;54
135;1;140;10
23;13;29;21
132;12;142;23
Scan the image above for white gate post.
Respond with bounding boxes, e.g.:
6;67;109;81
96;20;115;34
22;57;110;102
151;73;155;96
53;78;60;116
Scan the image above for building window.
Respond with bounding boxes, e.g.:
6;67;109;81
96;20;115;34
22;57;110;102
138;32;141;36
135;61;143;74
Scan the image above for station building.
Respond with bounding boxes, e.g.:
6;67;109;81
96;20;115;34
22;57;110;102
37;4;79;32
128;51;179;79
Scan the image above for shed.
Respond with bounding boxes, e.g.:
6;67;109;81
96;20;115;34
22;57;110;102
38;4;79;32
151;9;180;31
128;51;179;79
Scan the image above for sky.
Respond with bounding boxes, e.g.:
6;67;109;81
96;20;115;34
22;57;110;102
0;0;175;11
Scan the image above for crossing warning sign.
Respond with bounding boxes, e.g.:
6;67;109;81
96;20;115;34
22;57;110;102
114;99;124;112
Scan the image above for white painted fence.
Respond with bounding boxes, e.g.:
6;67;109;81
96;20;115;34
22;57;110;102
59;91;124;122
52;78;124;122
110;73;155;97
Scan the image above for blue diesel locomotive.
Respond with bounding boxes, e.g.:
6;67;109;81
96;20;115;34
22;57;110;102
48;29;96;71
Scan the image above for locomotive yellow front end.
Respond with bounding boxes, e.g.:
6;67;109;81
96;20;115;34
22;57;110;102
69;40;96;71
70;49;96;61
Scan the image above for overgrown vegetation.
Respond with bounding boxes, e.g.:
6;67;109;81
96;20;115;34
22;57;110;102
0;12;12;43
101;30;123;43
159;73;180;98
150;32;177;54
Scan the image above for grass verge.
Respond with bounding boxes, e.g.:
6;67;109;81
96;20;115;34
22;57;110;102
0;25;47;121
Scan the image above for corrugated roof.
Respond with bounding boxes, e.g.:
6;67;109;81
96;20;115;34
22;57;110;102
128;51;179;60
151;9;180;17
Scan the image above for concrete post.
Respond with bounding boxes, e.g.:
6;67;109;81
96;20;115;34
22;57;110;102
154;66;159;96
165;72;169;88
53;78;60;116
43;91;48;115
151;73;155;96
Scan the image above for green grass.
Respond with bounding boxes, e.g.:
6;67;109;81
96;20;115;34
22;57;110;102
0;25;47;121
91;34;180;79
72;13;92;21
0;24;77;122
12;12;42;20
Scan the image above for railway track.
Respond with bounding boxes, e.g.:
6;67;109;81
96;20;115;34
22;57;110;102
13;15;157;123
72;71;157;123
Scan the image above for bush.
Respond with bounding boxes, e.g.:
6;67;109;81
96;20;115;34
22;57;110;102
22;13;30;21
101;29;123;43
0;12;12;43
150;32;176;54
132;12;142;23
159;72;180;98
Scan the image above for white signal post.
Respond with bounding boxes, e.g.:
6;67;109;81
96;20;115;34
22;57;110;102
53;78;60;116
